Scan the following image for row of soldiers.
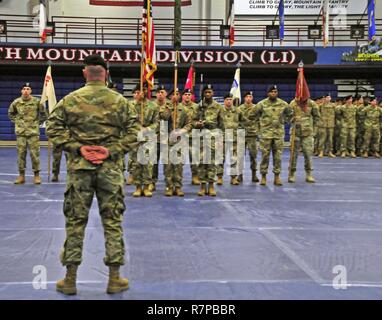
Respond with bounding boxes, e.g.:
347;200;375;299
8;80;382;197
312;94;382;159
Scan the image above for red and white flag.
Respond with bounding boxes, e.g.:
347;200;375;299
41;66;57;113
184;62;195;101
39;0;47;43
228;0;235;47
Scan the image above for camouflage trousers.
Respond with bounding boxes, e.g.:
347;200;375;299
16;135;40;173
127;154;134;175
259;137;284;175
189;138;198;176
313;126;320;154
340;127;356;152
356;125;365;154
318;127;334;153
217;141;238;177
290;135;314;173
131;149;153;186
246;136;258;173
197;143;219;184
333;124;342;153
362;127;381;153
152;142;161;183
164;163;184;188
61;164;126;266
52;144;64;175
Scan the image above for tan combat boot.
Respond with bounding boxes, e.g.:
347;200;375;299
148;183;156;192
341;151;347;158
288;172;296;183
217;175;223;185
107;266;129;294
318;151;324;158
132;186;142;197
33;172;41;185
165;187;173;197
174;187;185;197
260;174;267;186
230;176;240;185
274;174;283;186
208;183;217;197
306;171;316;183
14;172;25;185
56;265;77;295
191;175;200;185
51;173;59;182
362;151;369;158
143;185;153;197
375;152;381;158
252;172;259;183
198;183;207;196
126;175;134;185
350;151;356;158
328;152;336;158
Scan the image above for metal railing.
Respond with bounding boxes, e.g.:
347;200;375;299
0;13;379;47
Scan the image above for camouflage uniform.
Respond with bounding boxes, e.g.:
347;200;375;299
356;104;367;156
252;97;292;176
193;100;225;184
52;144;65;177
318;102;336;155
132;99;159;188
217;104;242;178
46;80;140;267
360;105;382;155
8;96;47;174
336;103;358;155
181;100;199;179
289;99;320;177
238;102;259;178
160;103;192;192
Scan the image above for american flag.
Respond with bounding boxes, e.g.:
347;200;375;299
90;0;192;6
142;0;157;94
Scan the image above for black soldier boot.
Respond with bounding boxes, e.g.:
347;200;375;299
107;266;129;294
56;265;77;295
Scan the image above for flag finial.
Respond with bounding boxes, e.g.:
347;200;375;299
298;61;304;68
236;62;241;68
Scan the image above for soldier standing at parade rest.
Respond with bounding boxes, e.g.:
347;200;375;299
317;93;336;158
46;55;140;295
360;97;382;158
238;91;259;183
8;83;47;184
354;95;366;157
217;93;243;186
288;97;320;183
180;89;199;185
336;95;358;158
193;84;225;196
251;85;293;186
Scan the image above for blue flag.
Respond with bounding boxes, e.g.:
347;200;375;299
368;0;376;41
279;0;284;41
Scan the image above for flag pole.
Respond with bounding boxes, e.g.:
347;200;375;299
46;60;52;182
288;61;304;179
173;51;179;130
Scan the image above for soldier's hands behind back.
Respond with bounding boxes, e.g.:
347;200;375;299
80;146;110;164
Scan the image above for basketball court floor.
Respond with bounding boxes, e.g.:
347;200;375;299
1;147;382;300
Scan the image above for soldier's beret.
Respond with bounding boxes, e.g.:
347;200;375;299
168;88;179;96
244;91;253;97
324;93;331;97
83;54;108;70
344;95;353;100
369;96;377;102
182;88;192;95
202;84;214;92
22;83;31;89
353;94;361;100
132;84;141;93
267;85;278;93
156;84;167;92
224;93;233;100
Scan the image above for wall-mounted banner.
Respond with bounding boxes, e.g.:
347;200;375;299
0;45;317;65
235;0;367;16
341;37;382;62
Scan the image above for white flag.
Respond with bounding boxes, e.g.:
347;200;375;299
39;0;47;43
322;0;329;48
230;67;241;104
41;66;57;113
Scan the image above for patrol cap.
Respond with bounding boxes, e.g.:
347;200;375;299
267;85;278;93
22;82;32;89
83;54;108;70
224;93;233;100
202;84;214;92
156;84;167;92
182;88;192;95
244;91;253;97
